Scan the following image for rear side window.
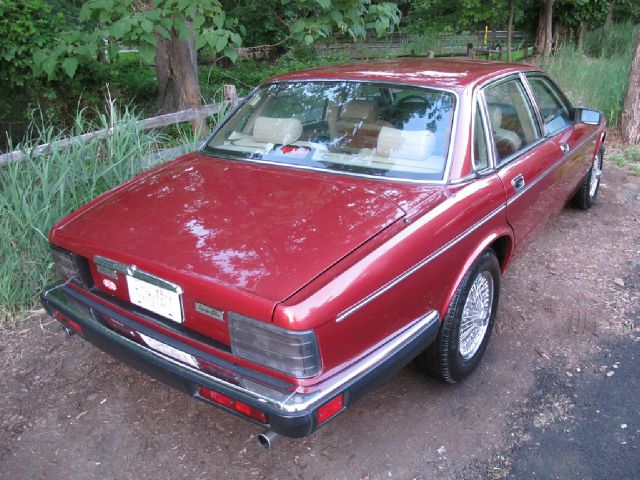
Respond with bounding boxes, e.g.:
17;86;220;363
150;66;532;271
527;76;573;136
473;106;490;171
484;79;540;164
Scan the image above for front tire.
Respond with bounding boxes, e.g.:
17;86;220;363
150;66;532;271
572;149;603;210
419;250;500;383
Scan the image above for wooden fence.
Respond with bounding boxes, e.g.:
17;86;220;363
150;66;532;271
315;31;532;60
0;88;239;167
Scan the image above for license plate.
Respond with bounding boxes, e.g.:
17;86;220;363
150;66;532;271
138;332;198;368
126;274;183;323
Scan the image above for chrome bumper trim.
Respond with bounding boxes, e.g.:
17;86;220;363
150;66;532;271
42;284;439;415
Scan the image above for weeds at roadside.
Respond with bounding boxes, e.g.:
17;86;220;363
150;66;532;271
0;105;163;324
542;22;638;127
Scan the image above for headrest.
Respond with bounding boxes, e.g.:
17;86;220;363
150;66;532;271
252;116;302;144
488;106;502;130
377;126;436;161
339;100;378;120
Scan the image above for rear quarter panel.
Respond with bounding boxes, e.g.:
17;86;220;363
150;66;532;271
275;174;511;380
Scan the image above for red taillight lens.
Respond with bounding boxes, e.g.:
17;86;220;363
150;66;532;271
316;394;344;425
199;387;268;424
53;310;84;334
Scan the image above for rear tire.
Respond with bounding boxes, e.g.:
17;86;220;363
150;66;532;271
572;149;603;210
419;250;500;383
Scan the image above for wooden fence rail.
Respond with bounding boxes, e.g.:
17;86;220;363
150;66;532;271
0;92;238;167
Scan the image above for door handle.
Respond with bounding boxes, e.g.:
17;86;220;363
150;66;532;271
511;174;526;193
560;143;570;154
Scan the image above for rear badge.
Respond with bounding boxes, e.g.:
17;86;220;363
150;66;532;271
102;278;117;291
195;302;224;322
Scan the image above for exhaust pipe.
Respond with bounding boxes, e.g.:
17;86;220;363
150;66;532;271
62;325;76;337
257;430;280;449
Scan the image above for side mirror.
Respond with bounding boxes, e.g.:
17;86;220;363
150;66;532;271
575;108;602;125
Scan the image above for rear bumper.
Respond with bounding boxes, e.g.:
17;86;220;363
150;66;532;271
41;282;439;438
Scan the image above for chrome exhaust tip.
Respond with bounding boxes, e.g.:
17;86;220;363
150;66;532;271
257;430;280;449
62;325;75;337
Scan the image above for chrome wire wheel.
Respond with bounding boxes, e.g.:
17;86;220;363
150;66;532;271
459;271;494;360
589;153;602;198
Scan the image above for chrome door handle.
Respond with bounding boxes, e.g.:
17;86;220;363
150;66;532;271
560;143;570;154
511;174;525;193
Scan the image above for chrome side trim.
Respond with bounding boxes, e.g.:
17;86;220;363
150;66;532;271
336;204;506;322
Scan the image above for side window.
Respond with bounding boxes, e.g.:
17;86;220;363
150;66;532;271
484;79;540;164
527;76;572;136
473;106;490;171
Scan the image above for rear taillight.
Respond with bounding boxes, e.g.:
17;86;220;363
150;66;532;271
228;312;321;378
199;386;268;424
50;245;91;288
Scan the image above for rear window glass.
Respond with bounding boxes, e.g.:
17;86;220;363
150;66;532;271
203;81;456;181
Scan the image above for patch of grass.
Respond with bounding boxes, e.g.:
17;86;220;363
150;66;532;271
609;145;640;175
542;22;638;127
0;104;163;323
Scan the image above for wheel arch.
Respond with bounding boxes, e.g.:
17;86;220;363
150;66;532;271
438;229;514;319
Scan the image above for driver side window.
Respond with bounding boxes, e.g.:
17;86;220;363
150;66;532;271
526;75;572;136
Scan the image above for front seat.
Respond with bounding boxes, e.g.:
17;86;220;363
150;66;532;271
488;105;522;159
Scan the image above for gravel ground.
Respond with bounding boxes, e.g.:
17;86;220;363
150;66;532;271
1;161;638;480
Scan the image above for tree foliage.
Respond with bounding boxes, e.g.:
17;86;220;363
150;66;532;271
31;0;242;81
0;0;64;86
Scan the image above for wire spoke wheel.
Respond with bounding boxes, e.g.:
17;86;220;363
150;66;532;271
589;153;602;198
458;271;494;360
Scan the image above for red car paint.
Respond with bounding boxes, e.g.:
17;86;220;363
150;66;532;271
48;59;606;390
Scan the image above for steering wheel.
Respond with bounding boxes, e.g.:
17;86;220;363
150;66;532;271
396;95;429;107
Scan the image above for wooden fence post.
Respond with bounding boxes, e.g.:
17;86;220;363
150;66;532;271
467;43;475;59
224;84;238;106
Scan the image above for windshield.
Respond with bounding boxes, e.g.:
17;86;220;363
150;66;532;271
203;81;456;181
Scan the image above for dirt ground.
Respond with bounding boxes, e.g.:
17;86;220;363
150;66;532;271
1;159;639;480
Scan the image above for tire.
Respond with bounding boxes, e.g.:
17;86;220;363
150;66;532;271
419;249;501;383
572;149;603;210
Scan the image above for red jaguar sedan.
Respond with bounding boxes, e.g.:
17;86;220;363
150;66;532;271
41;59;606;448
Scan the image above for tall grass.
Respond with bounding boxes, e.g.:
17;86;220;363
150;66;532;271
542;22;638;126
0;104;163;323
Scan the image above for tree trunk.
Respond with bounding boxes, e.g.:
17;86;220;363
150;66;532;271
507;0;514;62
604;1;614;27
154;29;205;135
576;21;587;51
621;30;640;144
534;6;545;54
534;0;554;57
544;0;554;57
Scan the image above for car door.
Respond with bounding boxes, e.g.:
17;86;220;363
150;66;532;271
523;73;595;207
481;75;556;250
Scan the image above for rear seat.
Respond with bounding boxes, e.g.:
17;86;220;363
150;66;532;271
227;116;303;148
334;100;391;149
358;126;444;172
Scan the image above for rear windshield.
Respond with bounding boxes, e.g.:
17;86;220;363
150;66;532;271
203;81;456;181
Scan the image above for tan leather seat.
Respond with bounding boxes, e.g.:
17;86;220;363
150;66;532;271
488;106;522;158
335;100;391;149
252;116;302;145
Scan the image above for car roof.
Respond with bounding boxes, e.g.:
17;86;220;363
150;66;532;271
269;58;540;92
